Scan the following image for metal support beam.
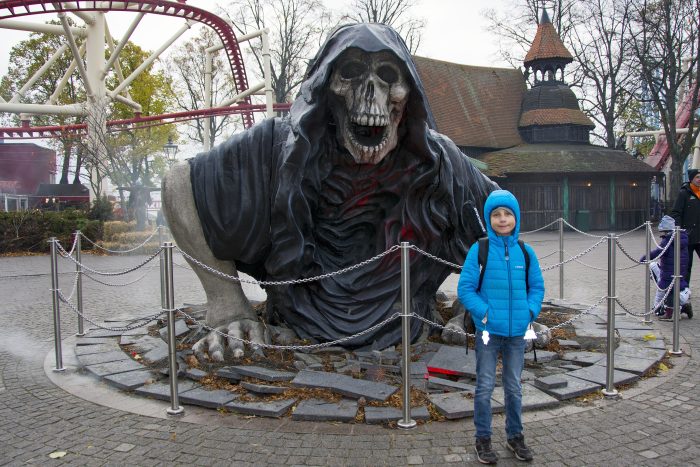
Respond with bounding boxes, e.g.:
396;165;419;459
220;82;265;107
103;12;145;79
58;12;92;96
0;102;87;116
113;94;142;112
10;43;70;103
0;18;86;36
262;28;274;117
48;44;83;105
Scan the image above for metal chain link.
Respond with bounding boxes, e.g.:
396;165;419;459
79;226;162;254
58;233;79;258
616;222;646;237
56;240;163;276
616;229;676;266
62;271;80;302
82;270;152;287
537;250;560;260
408;245;463;270
520;218;560;235
561;219;607;238
175;244;400;286
57;289;164;331
540;237;607;271
176;307;402;351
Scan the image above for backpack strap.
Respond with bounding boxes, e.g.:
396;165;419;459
477;237;530;292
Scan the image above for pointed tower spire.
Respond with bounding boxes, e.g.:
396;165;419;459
524;7;572;78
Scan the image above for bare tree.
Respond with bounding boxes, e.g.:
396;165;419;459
568;0;638;147
627;0;700;195
344;0;425;53
223;0;333;104
165;27;240;147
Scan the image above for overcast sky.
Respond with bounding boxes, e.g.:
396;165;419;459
0;0;514;74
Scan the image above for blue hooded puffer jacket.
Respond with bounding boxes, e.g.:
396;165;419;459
457;190;545;337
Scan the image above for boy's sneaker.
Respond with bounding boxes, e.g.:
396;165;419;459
659;308;674;321
682;303;693;319
475;437;498;464
506;434;533;462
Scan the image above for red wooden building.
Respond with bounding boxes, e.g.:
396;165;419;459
0;142;56;195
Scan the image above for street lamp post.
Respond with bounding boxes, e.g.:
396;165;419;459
163;136;179;167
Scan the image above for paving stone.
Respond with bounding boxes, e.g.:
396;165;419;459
114;443;135;452
74;343;120;355
293;352;322;366
364;406;430;424
612;354;658;375
524;350;558;363
84;359;145;377
556;339;581;349
560;364;582;371
119;334;144;345
644;338;667;350
240;381;287;394
571;326;608;338
291;370;398;402
429;391;482;419
215;367;241;383
184;368;208;381
427;377;475;393
346;360;400;375
121;327;149;337
229;365;296;382
537;374;602;400
491;383;560;411
178;387;237;408
291;398;358;422
84;329;125;338
615;343;666;361
131;335;170;363
410;361;428;376
103;369;157;390
159;319;190;340
617;328;658;339
134;380;200;401
427;345;476;377
74;337;116;346
560;351;605;366
534;375;568;390
566;364;640;386
225;397;297;418
76;350;132;366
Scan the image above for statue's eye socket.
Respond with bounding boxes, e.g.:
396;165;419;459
377;65;399;84
339;61;367;79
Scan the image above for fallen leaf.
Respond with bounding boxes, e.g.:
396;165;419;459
643;334;656;341
658;363;668;372
49;451;67;459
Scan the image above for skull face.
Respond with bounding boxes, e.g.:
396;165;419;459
329;49;409;164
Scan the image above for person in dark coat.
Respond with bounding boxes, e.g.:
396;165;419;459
671;168;700;281
641;215;691;320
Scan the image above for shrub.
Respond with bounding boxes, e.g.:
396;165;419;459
0;210;102;254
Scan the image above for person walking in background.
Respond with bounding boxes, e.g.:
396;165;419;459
458;190;545;464
641;215;692;320
671;168;700;283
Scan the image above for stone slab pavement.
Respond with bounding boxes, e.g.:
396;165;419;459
2;230;700;465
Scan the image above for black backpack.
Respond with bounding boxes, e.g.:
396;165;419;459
476;237;530;292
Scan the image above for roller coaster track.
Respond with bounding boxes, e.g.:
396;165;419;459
0;0;257;129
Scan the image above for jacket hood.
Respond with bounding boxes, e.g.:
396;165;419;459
484;189;520;240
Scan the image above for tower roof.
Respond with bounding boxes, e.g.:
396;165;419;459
524;9;573;66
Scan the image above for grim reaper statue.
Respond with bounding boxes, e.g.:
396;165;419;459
162;23;496;360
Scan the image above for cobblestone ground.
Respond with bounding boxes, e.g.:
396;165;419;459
1;230;700;466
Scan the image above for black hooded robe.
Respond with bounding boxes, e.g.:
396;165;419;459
189;23;496;348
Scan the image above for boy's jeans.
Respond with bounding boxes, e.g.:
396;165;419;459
474;331;526;439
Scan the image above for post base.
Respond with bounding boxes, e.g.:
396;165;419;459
669;350;683;356
397;419;417;429
641;319;653;325
166;406;185;416
602;388;618;398
75;332;86;337
53;367;66;372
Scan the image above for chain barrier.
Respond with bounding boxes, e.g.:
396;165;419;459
616;229;676;266
57;233;80;258
537;250;560;260
616;276;676;317
78;226;163;254
176;307;402;351
82;270;152;287
55;239;163;276
560;219;607;238
62;270;81;302
520;218;561;235
408;245;463;270
57;289;164;331
540;237;607;271
176;244;401;286
616;222;646;237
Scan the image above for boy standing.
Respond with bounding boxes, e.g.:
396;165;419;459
458;190;545;464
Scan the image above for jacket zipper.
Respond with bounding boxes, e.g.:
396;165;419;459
504;238;512;336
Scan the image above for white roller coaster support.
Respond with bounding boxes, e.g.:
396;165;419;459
61;2;95;25
103;12;145;81
110;21;192;98
104;23;132;102
113;94;143;112
9;43;70;103
86;11;107;201
0;102;86;115
220;83;265;108
262;28;273;118
48;43;83;105
0;18;86;36
58;11;93;96
692;132;700;169
204;48;213;150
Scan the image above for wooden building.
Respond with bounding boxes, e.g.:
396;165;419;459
414;10;657;231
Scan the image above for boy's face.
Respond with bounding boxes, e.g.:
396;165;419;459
692;173;700;187
490;207;515;236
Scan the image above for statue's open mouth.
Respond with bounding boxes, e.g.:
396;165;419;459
351;123;387;147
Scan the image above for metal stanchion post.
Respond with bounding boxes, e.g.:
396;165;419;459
397;242;416;430
671;226;683;355
159;226;166;310
49;237;65;371
163;241;184;415
559;217;564;300
75;231;85;336
642;222;653;324
603;234;618;397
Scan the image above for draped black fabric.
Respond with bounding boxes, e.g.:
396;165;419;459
189;23;497;348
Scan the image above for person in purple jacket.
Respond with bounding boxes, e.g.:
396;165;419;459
458;190;545;464
641;215;692;320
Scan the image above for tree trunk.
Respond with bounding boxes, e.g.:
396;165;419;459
669;153;683;202
59;142;71;184
72;146;82;184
